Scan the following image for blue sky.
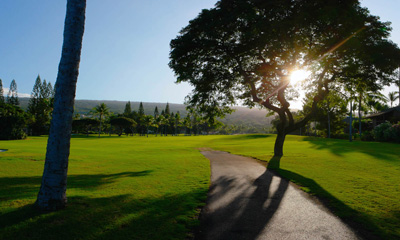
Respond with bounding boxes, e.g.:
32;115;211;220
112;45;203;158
0;0;399;106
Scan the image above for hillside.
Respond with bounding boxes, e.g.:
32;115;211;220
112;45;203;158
18;98;274;127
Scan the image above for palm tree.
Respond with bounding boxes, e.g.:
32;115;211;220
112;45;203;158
388;92;399;107
92;103;110;137
36;0;86;211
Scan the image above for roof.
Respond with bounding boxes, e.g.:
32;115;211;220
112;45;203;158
365;106;400;118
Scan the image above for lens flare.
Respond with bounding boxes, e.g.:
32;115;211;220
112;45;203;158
290;70;310;85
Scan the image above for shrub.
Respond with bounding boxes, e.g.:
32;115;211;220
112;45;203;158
361;131;374;141
373;122;400;143
0;103;28;140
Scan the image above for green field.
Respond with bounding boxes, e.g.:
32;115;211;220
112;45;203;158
0;134;399;239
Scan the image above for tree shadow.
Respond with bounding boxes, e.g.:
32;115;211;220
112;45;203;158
302;137;400;162
195;158;289;240
275;167;390;240
224;134;273;140
0;188;207;240
0;171;152;202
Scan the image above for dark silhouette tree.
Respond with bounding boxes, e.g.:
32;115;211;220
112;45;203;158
7;79;19;106
0;79;5;104
123;101;132;117
169;0;400;156
36;0;87;211
110;117;136;136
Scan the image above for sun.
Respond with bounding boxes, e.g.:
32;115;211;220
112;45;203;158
290;69;310;85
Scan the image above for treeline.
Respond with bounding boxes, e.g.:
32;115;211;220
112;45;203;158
73;101;223;137
0;76;54;140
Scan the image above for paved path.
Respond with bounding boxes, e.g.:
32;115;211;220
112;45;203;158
196;151;360;240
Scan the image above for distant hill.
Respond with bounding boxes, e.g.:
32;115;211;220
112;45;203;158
18;98;274;127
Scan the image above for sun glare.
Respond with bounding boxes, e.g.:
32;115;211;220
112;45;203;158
290;69;310;85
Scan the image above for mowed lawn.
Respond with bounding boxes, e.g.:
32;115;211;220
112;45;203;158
209;134;400;239
0;134;399;239
0;135;218;240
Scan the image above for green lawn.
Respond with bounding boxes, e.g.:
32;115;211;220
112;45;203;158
0;135;216;240
209;134;400;239
0;134;399;239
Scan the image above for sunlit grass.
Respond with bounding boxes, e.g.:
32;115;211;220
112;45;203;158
209;134;400;239
1;134;399;239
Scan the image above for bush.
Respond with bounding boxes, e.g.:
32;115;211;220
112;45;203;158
0;103;28;140
331;133;350;140
373;122;400;143
361;131;374;141
352;119;373;132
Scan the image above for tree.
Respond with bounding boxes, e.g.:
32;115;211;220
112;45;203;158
123;101;132;117
7;79;19;106
0;79;5;104
72;118;99;136
169;0;400;156
0;103;29;140
164;102;170;117
388;92;399;107
92;103;110;137
110;117;136;136
28;75;53;135
143;115;154;137
36;0;86;211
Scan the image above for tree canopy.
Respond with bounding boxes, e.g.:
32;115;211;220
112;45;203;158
169;0;400;156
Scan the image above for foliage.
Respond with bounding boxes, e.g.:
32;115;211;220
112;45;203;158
360;131;374;141
109;117;137;136
169;0;400;156
27;75;54;135
0;79;4;104
72;118;99;135
0;103;28;140
6;79;19;106
374;122;400;143
91;103;110;137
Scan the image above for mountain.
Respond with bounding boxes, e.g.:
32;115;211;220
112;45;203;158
18;98;274;127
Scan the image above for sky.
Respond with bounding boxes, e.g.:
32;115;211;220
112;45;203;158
0;0;399;109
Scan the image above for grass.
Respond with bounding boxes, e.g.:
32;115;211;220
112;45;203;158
0;134;399;239
0;135;217;240
209;134;400;239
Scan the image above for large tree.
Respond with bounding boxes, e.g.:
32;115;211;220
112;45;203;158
169;0;400;156
36;0;86;210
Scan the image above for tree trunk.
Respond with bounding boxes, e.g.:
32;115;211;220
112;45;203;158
98;114;102;138
36;0;86;211
327;100;331;138
349;100;353;142
274;128;286;157
358;95;362;137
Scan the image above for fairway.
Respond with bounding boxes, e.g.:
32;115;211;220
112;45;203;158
0;134;399;239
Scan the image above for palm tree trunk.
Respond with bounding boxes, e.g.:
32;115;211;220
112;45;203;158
349;100;353;142
358;95;362;138
36;0;86;211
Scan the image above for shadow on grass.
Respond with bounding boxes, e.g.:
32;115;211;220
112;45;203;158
223;134;273;141
0;188;207;240
0;171;152;202
269;156;392;240
70;134;130;139
196;156;288;240
302;137;400;162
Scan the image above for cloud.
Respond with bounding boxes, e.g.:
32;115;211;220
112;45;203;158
2;87;31;98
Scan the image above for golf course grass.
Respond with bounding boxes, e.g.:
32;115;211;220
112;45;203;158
0;134;399;239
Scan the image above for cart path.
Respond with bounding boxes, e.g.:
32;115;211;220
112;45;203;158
196;150;360;240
